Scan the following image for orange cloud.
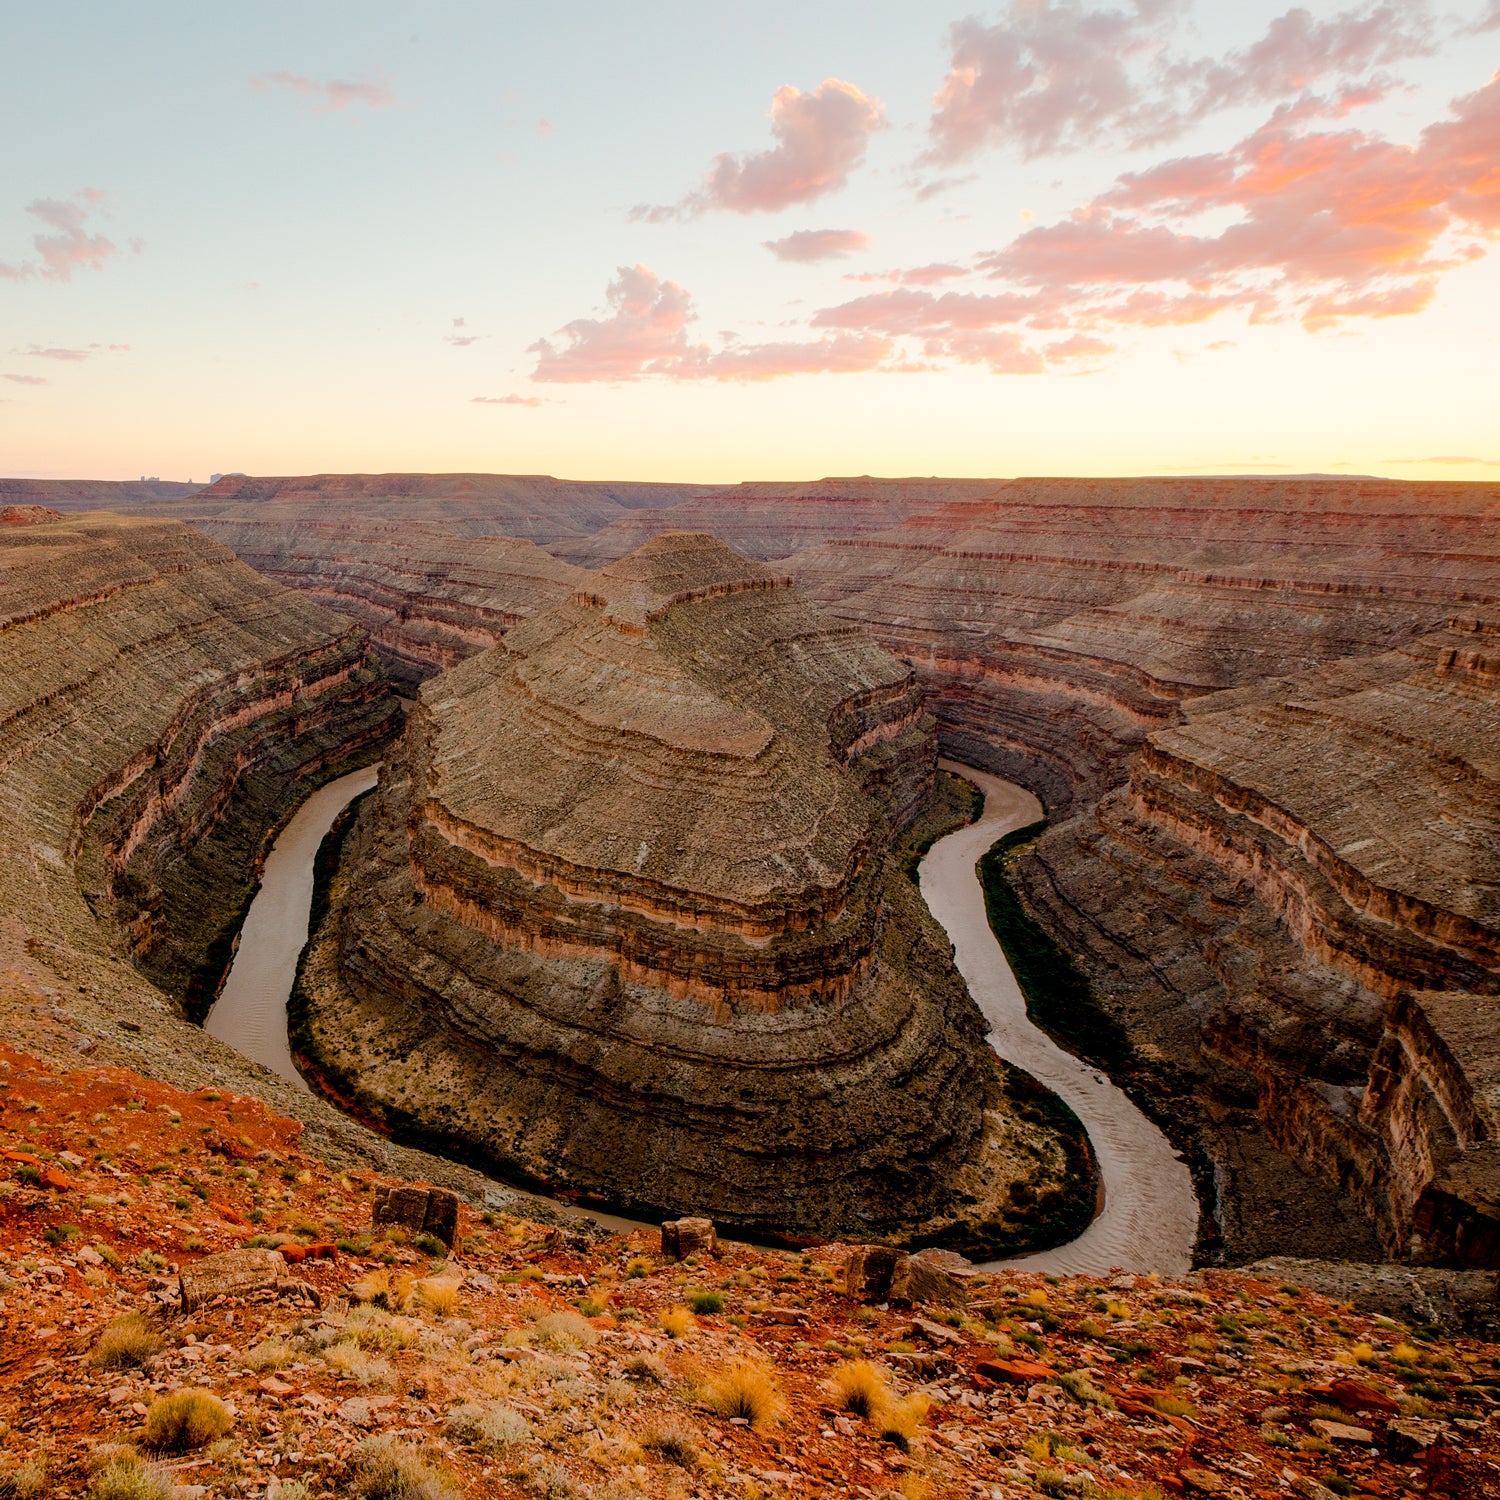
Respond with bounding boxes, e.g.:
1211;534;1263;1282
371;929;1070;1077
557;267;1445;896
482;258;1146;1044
530;265;893;383
633;80;884;220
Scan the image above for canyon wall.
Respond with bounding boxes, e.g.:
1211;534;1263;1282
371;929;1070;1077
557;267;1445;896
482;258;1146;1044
296;533;1082;1243
0;509;557;1212
781;478;1500;1266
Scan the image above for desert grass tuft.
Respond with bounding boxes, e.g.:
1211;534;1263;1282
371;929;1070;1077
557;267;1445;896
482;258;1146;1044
415;1277;461;1318
141;1390;234;1452
659;1305;694;1339
530;1310;598;1350
876;1391;931;1451
350;1434;460;1500
640;1420;702;1469
623;1352;670;1384
89;1312;160;1370
828;1359;889;1419
86;1454;172;1500
322;1339;395;1386
244;1337;297;1372
0;1457;48;1500
704;1360;785;1429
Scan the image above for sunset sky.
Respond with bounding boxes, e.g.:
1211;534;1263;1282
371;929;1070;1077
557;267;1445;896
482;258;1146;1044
3;1;1497;483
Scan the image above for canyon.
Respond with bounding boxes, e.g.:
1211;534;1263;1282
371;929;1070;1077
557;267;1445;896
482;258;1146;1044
5;471;1498;1275
0;506;593;1220
293;532;1086;1247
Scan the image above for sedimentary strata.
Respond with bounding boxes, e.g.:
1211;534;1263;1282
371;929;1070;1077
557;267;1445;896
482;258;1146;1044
297;532;1079;1241
1021;620;1500;1267
175;517;592;685
552;476;1005;566
0;511;579;1216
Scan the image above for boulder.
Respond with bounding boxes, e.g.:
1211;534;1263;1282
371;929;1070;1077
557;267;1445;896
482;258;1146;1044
844;1244;902;1302
180;1247;287;1312
372;1184;460;1247
890;1248;972;1309
660;1217;717;1261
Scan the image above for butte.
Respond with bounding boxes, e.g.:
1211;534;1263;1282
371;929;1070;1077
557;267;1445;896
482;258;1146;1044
294;532;1083;1243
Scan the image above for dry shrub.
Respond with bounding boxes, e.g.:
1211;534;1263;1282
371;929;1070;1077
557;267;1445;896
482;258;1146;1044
828;1359;889;1418
705;1360;785;1429
350;1435;459;1500
86;1455;171;1500
350;1267;391;1304
531;1310;598;1350
877;1392;931;1451
443;1401;532;1451
640;1420;701;1469
90;1312;160;1370
659;1305;694;1340
141;1390;234;1452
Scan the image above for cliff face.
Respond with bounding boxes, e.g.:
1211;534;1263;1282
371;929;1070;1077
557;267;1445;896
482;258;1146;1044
104;472;701;546
296;533;1075;1241
174;518;593;686
1020;620;1500;1267
0;512;400;1017
552;476;1007;566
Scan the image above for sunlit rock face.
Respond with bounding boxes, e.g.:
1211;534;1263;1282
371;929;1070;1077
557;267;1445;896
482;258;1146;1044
296;534;1017;1237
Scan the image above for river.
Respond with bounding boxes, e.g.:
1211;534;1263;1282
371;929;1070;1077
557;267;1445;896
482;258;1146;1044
207;756;1197;1272
920;759;1198;1275
204;764;380;1088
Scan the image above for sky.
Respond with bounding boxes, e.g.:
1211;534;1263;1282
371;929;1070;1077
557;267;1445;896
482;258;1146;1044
2;0;1498;484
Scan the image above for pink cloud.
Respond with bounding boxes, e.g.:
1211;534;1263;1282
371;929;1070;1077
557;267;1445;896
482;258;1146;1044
813;287;1040;335
0;193;118;282
633;80;884;219
843;262;969;285
763;229;870;263
18;345;93;361
1472;0;1500;30
529;265;894;383
923;2;1434;165
250;73;396;113
800;71;1498;371
3;373;48;385
473;394;546;407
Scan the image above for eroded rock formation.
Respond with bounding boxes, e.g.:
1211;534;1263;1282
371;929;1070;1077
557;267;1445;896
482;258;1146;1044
296;533;1079;1240
0;509;572;1216
176;518;592;686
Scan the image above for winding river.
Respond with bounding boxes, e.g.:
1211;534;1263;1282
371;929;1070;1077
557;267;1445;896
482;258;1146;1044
921;760;1197;1275
207;756;1197;1273
205;764;379;1088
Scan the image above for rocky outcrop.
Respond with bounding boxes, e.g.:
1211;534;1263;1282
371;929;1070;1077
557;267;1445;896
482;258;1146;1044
1;477;199;508
174;518;592;686
295;533;1081;1242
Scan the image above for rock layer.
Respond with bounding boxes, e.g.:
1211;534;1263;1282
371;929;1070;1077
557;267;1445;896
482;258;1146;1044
0;511;574;1218
296;533;1072;1239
